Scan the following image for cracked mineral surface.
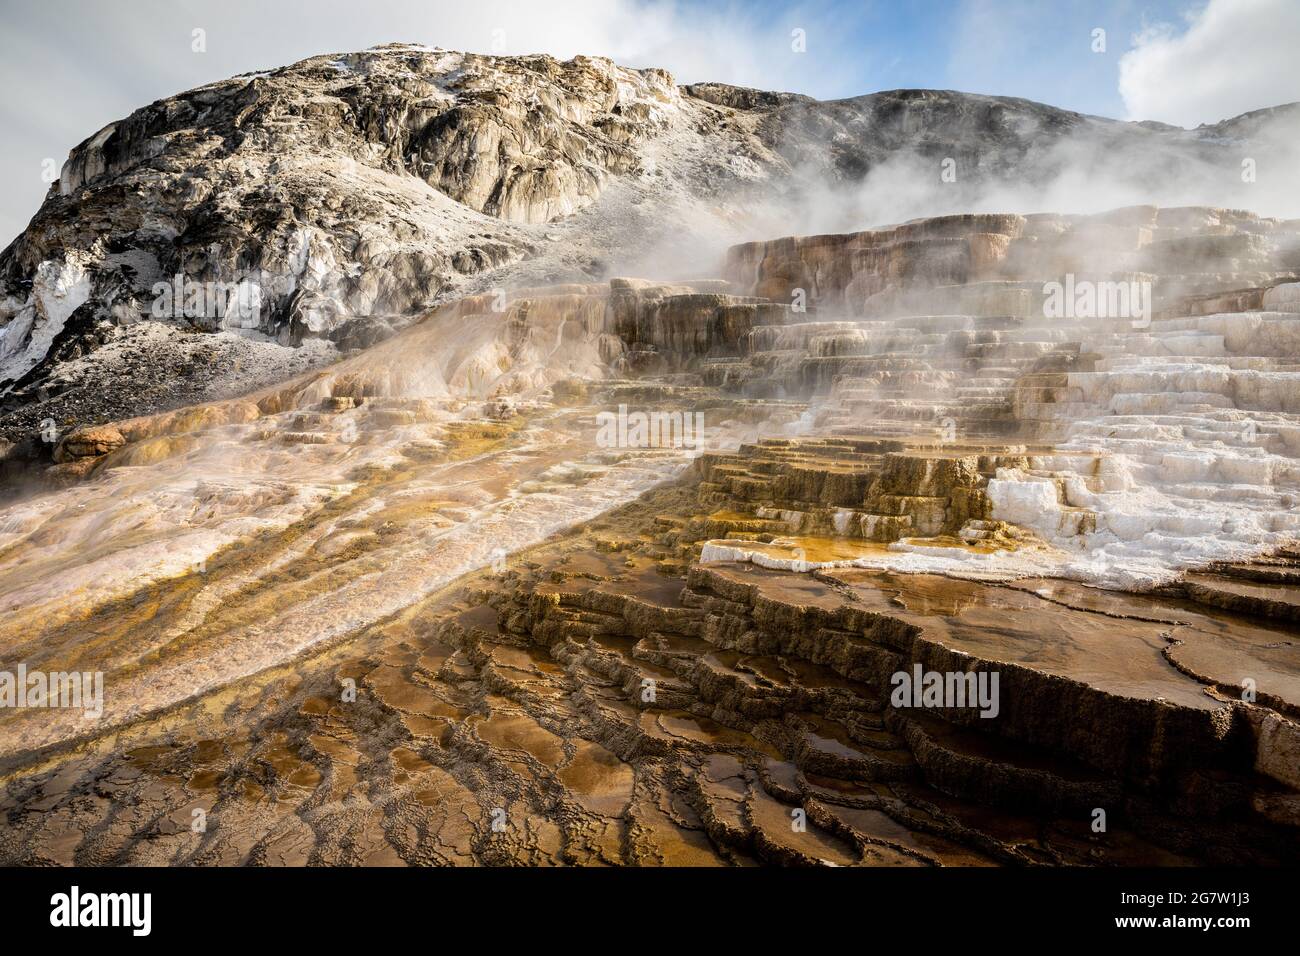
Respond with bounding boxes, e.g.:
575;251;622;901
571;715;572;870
0;46;1298;867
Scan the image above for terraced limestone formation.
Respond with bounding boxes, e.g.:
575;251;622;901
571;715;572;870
1;205;1298;866
4;43;1299;450
715;206;1300;588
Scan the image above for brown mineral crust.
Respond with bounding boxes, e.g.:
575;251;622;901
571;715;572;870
0;471;1296;866
51;424;124;462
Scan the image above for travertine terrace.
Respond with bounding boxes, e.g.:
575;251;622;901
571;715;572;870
1;198;1298;866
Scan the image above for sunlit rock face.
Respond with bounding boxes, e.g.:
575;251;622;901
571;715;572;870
0;45;741;443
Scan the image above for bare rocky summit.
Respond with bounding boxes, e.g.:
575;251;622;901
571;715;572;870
2;43;1298;461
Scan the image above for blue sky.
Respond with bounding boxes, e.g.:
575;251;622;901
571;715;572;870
669;0;1189;116
2;0;1297;245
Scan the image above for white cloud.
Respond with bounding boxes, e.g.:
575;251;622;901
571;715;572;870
1119;0;1300;126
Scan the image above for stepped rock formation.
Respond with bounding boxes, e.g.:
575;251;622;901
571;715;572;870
1;48;1299;867
3;43;1300;457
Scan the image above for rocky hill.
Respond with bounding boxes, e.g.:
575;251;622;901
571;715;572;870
1;43;1298;459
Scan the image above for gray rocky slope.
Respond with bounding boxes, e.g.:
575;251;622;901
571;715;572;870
1;43;1297;453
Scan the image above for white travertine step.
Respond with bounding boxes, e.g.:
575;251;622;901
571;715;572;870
800;273;1300;588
